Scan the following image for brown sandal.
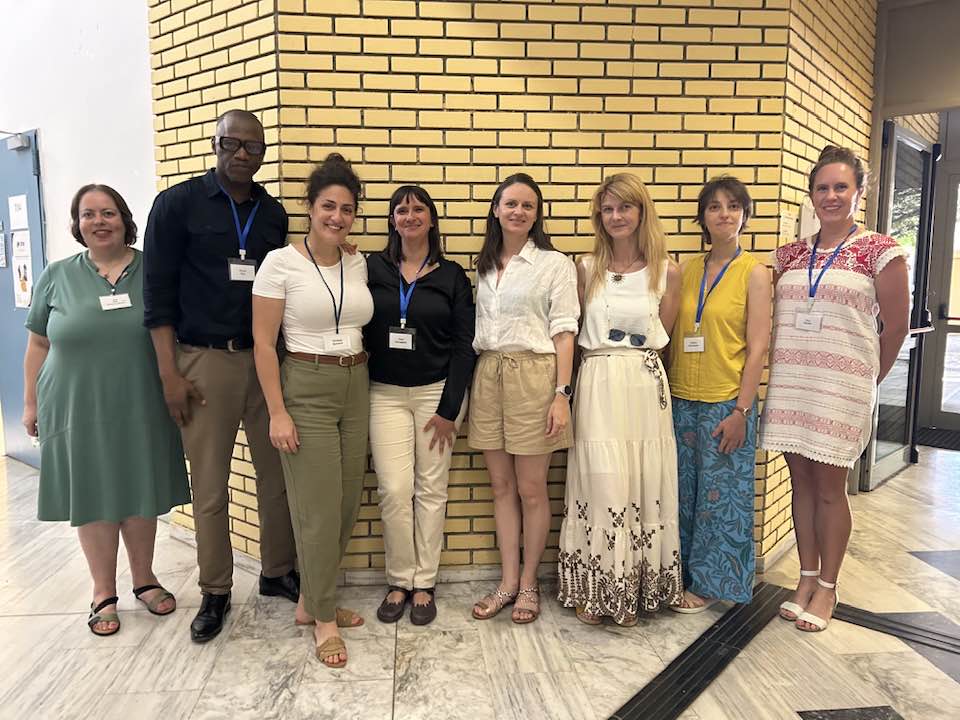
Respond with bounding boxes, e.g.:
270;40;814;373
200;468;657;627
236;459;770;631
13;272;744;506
295;606;365;628
316;634;347;668
512;586;540;624
472;587;517;620
576;606;602;626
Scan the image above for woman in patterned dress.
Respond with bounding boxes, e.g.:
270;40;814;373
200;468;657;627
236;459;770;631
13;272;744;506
760;146;910;631
557;173;683;625
667;176;772;613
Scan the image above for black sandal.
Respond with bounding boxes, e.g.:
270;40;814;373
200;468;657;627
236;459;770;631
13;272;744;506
133;584;176;616
377;586;410;623
88;596;120;636
410;587;437;626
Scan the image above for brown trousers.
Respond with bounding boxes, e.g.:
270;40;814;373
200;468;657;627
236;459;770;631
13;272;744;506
177;345;297;594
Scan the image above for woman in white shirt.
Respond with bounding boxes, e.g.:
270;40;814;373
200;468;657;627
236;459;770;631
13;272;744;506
252;153;373;669
558;173;684;626
468;173;579;624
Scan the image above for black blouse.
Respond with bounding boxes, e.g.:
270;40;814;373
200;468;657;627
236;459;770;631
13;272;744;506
364;252;476;420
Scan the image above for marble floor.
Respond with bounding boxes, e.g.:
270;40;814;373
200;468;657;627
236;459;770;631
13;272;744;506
0;450;959;720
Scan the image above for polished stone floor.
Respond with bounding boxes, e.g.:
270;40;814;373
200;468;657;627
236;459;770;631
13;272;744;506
1;449;959;720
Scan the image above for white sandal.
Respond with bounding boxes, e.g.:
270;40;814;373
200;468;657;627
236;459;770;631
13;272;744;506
796;578;839;632
779;569;820;621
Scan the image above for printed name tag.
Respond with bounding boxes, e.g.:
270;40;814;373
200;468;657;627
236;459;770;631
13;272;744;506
389;326;416;351
99;293;133;311
321;333;353;352
683;334;705;353
795;311;824;332
228;258;256;282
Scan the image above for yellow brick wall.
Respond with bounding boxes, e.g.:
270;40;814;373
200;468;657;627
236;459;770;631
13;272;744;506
148;0;878;573
897;113;941;146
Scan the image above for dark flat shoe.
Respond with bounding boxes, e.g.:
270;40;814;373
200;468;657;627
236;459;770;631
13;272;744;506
259;569;300;603
377;586;410;623
190;592;231;643
410;587;437;626
133;584;176;616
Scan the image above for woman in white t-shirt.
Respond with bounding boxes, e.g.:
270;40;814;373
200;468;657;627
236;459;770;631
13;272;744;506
252;153;373;669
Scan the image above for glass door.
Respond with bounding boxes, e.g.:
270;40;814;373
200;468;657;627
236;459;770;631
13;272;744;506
920;173;960;434
860;122;938;491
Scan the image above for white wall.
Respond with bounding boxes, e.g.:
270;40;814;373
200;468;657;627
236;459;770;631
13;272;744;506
0;0;156;261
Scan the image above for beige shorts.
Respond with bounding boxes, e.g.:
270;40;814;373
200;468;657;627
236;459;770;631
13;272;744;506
467;351;573;456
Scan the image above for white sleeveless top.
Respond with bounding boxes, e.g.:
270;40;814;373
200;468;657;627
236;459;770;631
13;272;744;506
578;256;669;351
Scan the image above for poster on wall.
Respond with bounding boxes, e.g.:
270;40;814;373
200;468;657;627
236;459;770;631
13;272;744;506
11;230;32;308
8;194;29;230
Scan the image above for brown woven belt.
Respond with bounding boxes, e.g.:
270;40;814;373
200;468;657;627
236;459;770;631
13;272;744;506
286;350;369;367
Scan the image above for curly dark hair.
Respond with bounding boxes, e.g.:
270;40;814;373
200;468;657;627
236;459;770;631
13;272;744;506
70;184;137;247
306;152;361;206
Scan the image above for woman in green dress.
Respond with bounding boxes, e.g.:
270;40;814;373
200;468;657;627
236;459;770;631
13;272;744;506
21;184;190;636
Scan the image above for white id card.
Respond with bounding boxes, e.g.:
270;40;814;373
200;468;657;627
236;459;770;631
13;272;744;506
683;333;705;353
228;258;256;282
99;293;132;311
389;327;416;350
321;333;353;352
795;311;823;332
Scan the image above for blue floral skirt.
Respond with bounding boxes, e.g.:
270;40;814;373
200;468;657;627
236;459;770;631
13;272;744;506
672;397;756;603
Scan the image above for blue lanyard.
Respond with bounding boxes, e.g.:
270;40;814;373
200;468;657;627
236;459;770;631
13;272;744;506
219;183;261;260
695;247;741;331
398;256;430;329
807;224;858;305
305;238;344;334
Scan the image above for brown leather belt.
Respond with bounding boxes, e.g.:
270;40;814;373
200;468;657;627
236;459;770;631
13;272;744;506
286;350;369;367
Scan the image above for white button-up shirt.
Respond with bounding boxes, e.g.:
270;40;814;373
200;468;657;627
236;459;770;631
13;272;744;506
473;240;580;354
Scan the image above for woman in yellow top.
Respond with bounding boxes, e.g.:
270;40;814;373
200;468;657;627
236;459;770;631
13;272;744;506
667;176;772;612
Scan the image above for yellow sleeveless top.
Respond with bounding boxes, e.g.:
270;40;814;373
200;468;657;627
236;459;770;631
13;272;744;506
667;250;760;402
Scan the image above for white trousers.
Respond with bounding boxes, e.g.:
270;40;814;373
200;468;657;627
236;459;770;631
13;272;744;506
369;380;467;589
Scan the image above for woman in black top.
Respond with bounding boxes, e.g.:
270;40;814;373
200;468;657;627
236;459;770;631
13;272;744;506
365;185;476;625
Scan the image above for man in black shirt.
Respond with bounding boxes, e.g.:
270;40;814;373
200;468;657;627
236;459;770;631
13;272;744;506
144;109;298;643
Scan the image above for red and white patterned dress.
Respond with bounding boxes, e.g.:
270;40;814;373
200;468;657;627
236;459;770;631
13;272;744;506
759;231;907;468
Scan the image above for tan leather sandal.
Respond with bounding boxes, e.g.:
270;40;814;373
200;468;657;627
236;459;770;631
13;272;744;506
512;586;540;624
295;607;365;628
472;587;517;620
316;635;347;668
576;606;602;625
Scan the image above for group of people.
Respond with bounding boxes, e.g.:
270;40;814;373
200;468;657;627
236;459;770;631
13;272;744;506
21;109;910;670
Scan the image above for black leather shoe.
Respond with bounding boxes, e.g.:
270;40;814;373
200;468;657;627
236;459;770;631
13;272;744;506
190;592;231;643
259;569;300;603
410;587;437;626
377;586;410;623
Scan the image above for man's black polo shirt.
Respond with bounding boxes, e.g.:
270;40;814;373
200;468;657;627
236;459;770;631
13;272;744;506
143;169;288;345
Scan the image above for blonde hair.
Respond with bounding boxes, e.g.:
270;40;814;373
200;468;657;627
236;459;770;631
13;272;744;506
586;173;669;299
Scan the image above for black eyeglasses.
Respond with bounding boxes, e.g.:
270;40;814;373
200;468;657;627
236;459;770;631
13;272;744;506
608;329;646;347
216;136;266;156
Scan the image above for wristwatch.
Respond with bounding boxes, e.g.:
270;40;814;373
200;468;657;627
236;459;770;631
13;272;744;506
555;384;573;399
734;405;751;417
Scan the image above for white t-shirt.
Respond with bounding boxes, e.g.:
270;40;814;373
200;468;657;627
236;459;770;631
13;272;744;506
252;244;373;355
473;240;579;354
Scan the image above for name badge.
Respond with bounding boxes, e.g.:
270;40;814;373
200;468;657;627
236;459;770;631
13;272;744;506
99;293;132;311
683;333;705;353
389;326;416;351
321;333;352;352
228;258;257;282
795;310;824;332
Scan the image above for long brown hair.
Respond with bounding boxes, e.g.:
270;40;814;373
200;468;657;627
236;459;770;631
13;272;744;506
476;173;554;275
586;173;668;298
